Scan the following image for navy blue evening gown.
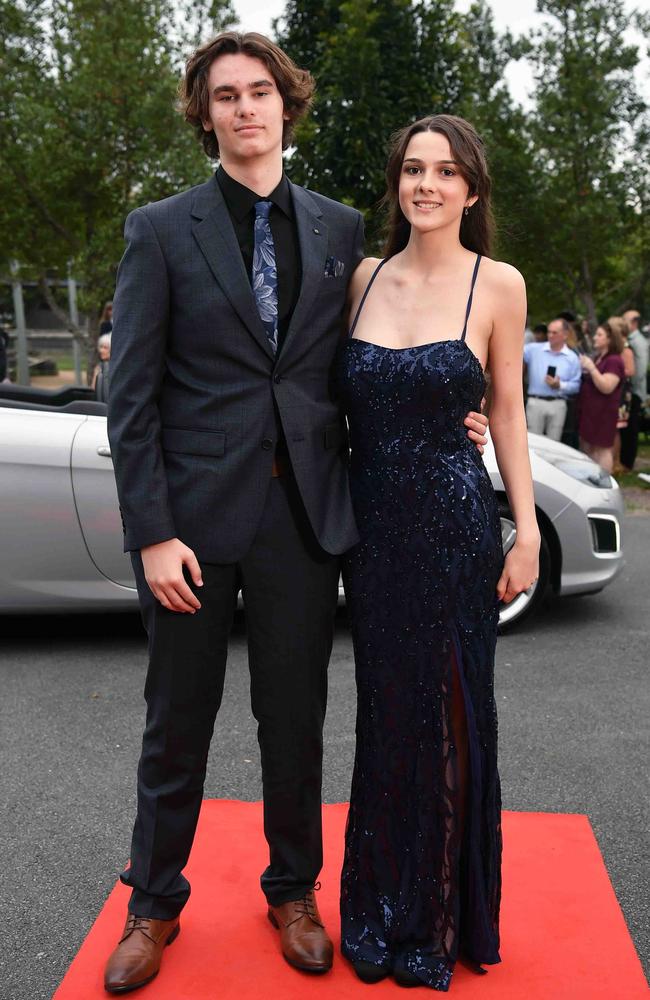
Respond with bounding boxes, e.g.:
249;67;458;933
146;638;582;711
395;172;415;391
336;255;503;990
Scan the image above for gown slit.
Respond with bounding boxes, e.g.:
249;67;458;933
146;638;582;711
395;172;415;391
337;254;503;990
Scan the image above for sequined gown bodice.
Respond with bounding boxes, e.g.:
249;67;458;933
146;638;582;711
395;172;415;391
336;256;503;990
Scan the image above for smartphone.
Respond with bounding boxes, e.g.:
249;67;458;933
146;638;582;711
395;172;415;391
547;365;557;377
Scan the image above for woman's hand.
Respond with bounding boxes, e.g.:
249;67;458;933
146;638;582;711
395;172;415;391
496;535;540;604
580;354;596;374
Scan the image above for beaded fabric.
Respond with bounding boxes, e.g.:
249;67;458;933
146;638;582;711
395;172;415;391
336;255;503;990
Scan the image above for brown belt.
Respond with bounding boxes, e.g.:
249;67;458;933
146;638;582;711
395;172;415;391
271;453;290;477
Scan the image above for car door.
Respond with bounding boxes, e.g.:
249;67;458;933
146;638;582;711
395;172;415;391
0;406;97;609
70;416;135;588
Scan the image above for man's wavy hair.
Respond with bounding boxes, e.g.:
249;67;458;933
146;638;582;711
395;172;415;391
179;32;315;160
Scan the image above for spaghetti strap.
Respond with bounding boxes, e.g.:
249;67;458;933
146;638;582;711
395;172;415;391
460;254;482;342
348;258;389;339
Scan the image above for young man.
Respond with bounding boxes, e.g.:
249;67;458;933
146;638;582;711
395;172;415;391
104;32;489;993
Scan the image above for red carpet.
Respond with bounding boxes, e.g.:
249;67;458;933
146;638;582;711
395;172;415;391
55;801;648;999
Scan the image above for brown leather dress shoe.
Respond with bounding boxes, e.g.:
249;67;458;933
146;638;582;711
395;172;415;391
104;913;180;994
267;885;333;973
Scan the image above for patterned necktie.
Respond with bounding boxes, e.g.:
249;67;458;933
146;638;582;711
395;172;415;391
252;200;279;355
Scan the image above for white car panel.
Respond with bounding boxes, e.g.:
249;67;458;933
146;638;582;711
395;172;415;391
70;416;135;587
0;408;124;610
0;402;626;625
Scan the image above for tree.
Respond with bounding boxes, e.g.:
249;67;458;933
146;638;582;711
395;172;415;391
276;0;465;244
519;0;647;325
455;2;543;311
615;103;650;317
0;0;233;373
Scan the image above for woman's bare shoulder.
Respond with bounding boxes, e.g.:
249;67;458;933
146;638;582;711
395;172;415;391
480;256;526;294
350;257;381;291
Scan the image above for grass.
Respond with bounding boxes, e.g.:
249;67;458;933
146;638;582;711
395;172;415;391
54;353;76;370
614;439;650;512
615;439;650;487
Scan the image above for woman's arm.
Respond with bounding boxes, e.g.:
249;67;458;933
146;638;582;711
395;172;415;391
579;355;621;395
486;264;540;603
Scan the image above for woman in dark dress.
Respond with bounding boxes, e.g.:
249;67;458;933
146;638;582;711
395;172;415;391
578;321;625;472
337;115;539;990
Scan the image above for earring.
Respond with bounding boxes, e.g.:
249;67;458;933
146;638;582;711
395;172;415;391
464;206;469;216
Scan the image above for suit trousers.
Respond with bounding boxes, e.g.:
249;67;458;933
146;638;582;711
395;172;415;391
121;472;341;919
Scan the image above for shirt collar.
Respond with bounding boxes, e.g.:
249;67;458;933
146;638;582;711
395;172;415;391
216;165;293;222
543;343;571;356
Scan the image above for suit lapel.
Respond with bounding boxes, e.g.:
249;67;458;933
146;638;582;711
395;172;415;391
281;183;329;360
190;177;275;362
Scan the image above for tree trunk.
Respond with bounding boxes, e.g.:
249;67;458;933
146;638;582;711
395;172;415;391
580;256;598;330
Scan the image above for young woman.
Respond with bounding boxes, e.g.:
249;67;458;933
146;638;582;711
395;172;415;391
336;115;539;990
578;321;626;472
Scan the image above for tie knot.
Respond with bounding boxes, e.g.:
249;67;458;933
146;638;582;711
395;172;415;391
255;200;272;220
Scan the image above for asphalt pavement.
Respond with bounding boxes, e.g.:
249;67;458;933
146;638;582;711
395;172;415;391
1;514;648;999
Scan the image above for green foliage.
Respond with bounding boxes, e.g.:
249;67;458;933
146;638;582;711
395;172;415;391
277;0;649;321
455;3;540;290
1;0;648;341
276;0;465;244
0;0;233;347
520;0;647;322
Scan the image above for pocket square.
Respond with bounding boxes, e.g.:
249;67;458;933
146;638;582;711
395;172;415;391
324;255;345;278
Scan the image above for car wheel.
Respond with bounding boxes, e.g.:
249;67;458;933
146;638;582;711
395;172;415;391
497;502;550;632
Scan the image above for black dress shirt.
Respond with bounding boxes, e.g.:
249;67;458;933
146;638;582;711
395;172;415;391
216;165;301;353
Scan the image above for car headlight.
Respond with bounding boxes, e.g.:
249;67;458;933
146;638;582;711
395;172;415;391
532;448;616;489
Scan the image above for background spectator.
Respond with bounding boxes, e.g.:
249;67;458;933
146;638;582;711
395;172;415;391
579;319;593;353
556;310;582;446
607;315;635;472
523;318;582;440
557;310;580;350
578;321;625;472
620;309;649;470
91;333;111;402
533;323;548;342
0;326;9;383
99;301;113;336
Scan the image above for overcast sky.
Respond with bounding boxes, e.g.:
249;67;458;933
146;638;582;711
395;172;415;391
232;0;650;107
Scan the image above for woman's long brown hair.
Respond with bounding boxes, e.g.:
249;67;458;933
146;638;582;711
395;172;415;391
382;114;495;259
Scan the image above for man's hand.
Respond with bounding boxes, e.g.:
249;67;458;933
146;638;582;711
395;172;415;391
464;409;489;454
544;374;561;389
141;538;203;613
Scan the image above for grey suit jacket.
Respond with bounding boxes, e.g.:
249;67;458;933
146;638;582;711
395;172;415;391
107;174;364;562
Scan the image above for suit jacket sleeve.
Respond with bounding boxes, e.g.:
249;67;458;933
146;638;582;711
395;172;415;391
351;210;365;270
107;207;177;551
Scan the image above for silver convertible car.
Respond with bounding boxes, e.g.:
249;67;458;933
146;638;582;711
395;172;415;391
0;384;624;630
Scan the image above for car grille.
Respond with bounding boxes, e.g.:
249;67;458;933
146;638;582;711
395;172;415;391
588;514;621;554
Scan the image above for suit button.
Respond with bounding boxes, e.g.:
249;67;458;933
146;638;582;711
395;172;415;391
261;438;273;450
273;374;282;384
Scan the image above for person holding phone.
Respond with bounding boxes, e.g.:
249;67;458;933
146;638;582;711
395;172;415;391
578;321;626;472
523;317;581;440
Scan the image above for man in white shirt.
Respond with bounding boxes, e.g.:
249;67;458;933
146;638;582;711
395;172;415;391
523;317;581;441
